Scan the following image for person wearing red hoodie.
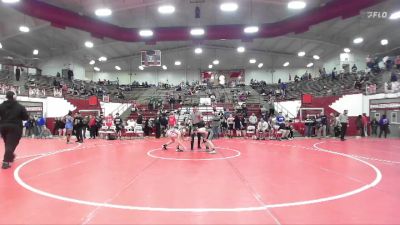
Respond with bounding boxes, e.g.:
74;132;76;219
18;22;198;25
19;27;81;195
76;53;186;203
168;112;176;129
88;115;97;139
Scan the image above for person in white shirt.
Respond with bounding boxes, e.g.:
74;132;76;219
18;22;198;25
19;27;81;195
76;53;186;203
249;113;258;126
256;118;269;140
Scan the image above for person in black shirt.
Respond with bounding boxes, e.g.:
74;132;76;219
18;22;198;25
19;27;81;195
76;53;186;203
73;112;84;143
0;91;29;169
114;113;123;139
316;113;327;139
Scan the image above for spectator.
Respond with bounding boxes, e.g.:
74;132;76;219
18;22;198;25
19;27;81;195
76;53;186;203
378;115;390;138
355;115;364;137
249;113;258;126
339;110;349;141
362;113;369;137
351;64;357;73
316;112;327;139
370;117;378;136
390;72;398;82
304;115;314;138
168;112;176;129
396;55;400;70
331;67;337;80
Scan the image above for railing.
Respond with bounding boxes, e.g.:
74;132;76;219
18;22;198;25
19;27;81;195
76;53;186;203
274;102;297;119
108;103;131;117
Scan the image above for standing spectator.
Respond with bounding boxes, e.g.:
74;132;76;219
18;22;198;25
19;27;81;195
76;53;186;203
339;110;349;141
370;117;378;136
89;115;97;139
160;115;168;137
0;91;29;169
234;115;242;137
355;115;364;137
304;115;314;138
378;115;390;138
25;116;34;138
15;67;21;81
211;112;220;139
82;116;89;139
114;113;123;139
73;112;84;143
227;114;235;138
316;112;327;139
37;115;46;138
331;67;337;80
362;113;369;137
154;116;161;138
95;115;103;137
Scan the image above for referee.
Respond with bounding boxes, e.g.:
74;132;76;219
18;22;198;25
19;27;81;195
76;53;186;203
0;91;29;169
190;106;204;150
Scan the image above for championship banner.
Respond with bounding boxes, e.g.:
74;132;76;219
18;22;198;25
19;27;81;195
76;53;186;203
102;95;110;103
141;50;161;67
200;69;245;86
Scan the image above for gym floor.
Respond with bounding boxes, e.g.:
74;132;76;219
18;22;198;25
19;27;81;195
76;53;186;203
0;137;398;224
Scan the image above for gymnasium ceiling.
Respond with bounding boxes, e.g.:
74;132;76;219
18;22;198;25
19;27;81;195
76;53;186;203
0;0;399;72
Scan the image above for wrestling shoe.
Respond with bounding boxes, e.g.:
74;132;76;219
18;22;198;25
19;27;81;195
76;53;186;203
162;144;167;150
208;149;217;154
2;162;11;169
176;147;184;152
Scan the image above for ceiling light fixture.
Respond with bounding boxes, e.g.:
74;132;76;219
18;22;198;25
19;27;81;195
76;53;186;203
138;66;144;70
249;59;257;64
244;26;259;34
190;28;205;36
98;56;107;62
313;55;320;60
158;5;175;14
95;8;112;17
139;29;154;37
0;42;2;49
175;61;182;66
237;46;245;53
258;63;263;68
194;47;203;54
84;41;94;48
380;39;388;46
389;11;400;20
343;48;351;53
213;59;220;65
288;1;306;10
94;67;100;72
89;60;95;65
2;0;20;3
298;51;305;57
162;65;167;70
208;64;213;69
353;37;364;44
283;62;290;67
19;25;30;32
220;2;238;12
33;49;39;55
306;62;314;68
115;66;121;71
